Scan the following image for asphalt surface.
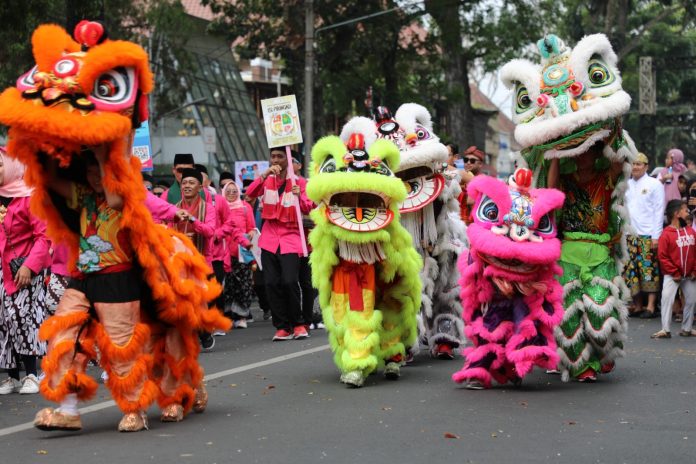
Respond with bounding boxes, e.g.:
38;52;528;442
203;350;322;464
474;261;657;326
0;308;694;464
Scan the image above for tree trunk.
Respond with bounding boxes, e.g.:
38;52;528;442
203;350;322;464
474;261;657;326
425;0;474;149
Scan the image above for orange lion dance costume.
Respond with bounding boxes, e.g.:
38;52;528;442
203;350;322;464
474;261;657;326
0;21;230;432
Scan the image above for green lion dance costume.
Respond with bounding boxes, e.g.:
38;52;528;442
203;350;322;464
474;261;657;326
500;34;635;382
307;117;422;388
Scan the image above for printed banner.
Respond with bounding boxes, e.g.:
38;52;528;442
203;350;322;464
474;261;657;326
235;160;269;191
260;95;303;148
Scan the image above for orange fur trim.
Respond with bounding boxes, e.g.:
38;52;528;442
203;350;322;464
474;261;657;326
110;379;160;414
40;370;98;402
39;311;90;341
77;40;153;95
31;24;80;72
0;91;133;146
94;322;151;363
157;384;196;412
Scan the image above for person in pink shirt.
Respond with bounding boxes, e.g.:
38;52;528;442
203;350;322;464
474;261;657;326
246;147;314;341
202;169;249;328
0;148;50;395
658;148;687;205
164;167;218;350
220;180;255;328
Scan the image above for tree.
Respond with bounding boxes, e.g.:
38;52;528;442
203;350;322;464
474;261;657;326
0;0;193;122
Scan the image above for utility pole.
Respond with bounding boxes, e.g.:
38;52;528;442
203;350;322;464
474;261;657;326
304;0;314;169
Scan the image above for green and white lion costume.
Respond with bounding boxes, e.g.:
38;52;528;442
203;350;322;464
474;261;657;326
307;118;422;387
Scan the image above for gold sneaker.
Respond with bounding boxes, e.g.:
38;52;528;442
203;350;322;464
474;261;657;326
118;411;148;432
193;383;208;413
34;407;82;431
160;403;184;422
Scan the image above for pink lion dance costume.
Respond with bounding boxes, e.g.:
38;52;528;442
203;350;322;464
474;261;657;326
452;169;565;388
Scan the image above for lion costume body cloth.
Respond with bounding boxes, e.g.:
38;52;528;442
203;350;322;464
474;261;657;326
500;34;634;381
307;120;422;387
0;23;230;415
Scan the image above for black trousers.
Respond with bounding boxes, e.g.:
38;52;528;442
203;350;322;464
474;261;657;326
261;249;303;331
299;257;318;324
211;260;225;311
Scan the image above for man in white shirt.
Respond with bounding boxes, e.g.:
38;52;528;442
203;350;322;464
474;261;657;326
625;153;665;318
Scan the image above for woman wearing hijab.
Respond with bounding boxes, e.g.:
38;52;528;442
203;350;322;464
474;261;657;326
0;147;50;395
221;181;254;328
658;148;687;204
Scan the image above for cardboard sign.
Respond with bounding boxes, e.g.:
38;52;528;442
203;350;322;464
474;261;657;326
235;160;269;191
133;120;153;171
260;95;303;148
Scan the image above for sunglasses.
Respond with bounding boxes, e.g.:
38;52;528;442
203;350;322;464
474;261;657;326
463;157;480;164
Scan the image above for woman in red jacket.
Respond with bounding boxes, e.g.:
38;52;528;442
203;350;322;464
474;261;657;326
653;199;696;338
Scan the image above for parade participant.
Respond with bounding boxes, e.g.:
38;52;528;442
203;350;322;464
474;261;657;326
458;146;486;224
500;34;634;382
374;104;466;360
221;181;254;328
652;200;696;339
0;149;50;396
452;169;565;389
624;153;664;318
246;147;314;341
0;21;228;432
163;153;196;204
307;120;422;387
170;168;215;255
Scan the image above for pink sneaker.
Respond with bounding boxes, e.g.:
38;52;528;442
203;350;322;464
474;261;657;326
272;329;293;341
293;325;309;339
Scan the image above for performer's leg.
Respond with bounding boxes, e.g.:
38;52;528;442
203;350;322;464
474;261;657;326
35;288;97;431
93;300;158;431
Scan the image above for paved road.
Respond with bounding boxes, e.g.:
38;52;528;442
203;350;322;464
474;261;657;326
0;309;694;463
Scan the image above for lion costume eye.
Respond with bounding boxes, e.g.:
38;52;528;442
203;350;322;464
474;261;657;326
515;86;532;113
319;156;336;173
90;67;135;104
536;213;554;235
415;126;430;140
16;65;38;90
587;60;614;87
476;196;499;223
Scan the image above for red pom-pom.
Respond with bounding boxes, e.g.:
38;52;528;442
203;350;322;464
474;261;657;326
514;168;533;190
347;133;365;151
74;20;104;48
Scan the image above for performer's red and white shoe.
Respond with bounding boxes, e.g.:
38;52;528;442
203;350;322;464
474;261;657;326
435;343;455;360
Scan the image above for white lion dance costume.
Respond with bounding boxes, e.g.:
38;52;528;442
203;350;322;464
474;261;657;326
500;34;634;382
374;104;466;359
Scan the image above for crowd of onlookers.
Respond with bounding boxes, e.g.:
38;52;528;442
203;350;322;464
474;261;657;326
625;148;696;339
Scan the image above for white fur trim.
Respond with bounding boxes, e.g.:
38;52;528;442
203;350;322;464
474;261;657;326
395;103;434;133
339;116;378;148
514;91;631;148
569;34;621;92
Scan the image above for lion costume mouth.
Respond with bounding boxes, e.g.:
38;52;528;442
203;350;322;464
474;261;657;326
325;192;394;232
395;166;445;213
478;252;539;274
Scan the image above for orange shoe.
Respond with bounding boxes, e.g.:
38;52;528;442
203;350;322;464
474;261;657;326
193;383;208;413
118;411;148;432
160;403;184;422
34;407;82;431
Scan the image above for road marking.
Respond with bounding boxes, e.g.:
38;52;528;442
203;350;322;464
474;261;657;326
0;344;329;438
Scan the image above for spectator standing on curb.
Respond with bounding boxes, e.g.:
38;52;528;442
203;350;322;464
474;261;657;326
652;200;696;339
0;149;50;395
658;148;687;205
624;153;664;318
246;147;314;341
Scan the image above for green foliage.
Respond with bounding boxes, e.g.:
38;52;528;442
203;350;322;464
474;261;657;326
0;0;193;124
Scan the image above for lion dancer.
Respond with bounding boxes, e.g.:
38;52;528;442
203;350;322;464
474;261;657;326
452;169;566;389
375;104;466;360
499;34;635;382
0;21;229;432
308;119;422;387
